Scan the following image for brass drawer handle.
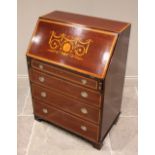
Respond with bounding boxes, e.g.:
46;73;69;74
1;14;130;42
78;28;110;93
42;108;48;114
81;79;87;85
41;91;46;98
39;64;44;70
81;91;88;98
38;76;45;82
80;125;87;131
80;108;88;114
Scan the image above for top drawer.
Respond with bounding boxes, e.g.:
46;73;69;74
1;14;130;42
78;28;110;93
31;59;98;90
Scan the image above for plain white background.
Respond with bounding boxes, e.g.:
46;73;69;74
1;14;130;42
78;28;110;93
0;0;155;155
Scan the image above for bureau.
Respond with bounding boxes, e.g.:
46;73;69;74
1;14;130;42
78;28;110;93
26;11;131;149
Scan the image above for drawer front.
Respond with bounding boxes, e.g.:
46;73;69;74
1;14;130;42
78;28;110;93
31;84;100;124
30;69;101;107
31;59;98;90
33;99;99;142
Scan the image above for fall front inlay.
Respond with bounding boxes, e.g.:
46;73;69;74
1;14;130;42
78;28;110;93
48;31;92;60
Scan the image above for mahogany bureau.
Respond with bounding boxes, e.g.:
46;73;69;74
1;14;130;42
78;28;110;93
26;11;131;149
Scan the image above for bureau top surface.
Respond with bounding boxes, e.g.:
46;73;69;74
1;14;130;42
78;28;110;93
41;11;129;33
27;11;129;79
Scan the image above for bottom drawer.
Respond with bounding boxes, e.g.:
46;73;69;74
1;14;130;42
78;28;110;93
33;99;99;142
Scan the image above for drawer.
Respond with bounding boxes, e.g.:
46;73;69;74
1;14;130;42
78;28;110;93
30;69;101;107
31;84;100;124
33;99;99;142
31;59;98;90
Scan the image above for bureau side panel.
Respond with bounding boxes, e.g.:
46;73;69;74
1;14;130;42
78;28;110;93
100;26;131;141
